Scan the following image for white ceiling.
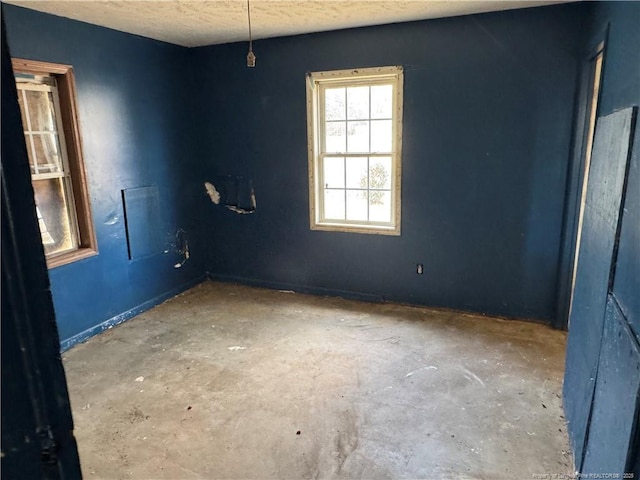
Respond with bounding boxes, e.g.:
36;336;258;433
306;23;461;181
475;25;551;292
5;0;574;48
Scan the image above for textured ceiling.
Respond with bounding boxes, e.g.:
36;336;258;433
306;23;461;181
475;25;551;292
5;0;574;47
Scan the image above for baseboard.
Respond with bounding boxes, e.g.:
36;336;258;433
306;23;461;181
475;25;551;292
206;273;385;303
60;274;207;352
206;273;551;325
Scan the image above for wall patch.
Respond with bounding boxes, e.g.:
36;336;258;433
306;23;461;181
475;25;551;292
122;186;163;260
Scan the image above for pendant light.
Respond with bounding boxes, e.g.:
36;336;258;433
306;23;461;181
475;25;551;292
246;0;256;67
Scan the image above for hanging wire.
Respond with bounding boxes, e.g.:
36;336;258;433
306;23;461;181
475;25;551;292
246;0;256;67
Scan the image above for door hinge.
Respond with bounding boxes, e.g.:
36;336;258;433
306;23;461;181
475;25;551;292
37;426;58;465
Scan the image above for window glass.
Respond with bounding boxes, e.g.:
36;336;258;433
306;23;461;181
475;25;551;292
324;189;345;220
25;89;57;131
325;88;345;121
347;86;369;120
323;156;345;189
371;85;392;119
33;177;78;256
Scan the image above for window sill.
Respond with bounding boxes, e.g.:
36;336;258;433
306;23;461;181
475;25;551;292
311;222;400;236
46;247;98;269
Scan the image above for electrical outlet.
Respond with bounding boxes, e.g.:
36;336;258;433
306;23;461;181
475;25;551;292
417;264;423;274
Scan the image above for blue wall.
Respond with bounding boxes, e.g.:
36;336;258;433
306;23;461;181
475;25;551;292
3;3;585;349
195;4;582;323
4;5;207;346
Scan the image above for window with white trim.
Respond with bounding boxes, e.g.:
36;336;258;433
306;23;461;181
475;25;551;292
307;66;403;235
13;59;97;268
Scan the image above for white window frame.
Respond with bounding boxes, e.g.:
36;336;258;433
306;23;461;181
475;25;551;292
307;66;404;235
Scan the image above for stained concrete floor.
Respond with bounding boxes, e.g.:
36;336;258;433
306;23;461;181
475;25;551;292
63;281;573;479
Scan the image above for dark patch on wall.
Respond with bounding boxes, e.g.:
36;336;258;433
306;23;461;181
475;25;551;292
223;176;256;214
205;176;257;214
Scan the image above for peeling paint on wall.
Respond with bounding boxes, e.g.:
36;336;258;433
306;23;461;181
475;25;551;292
173;229;190;269
226;205;254;214
204;182;220;204
104;210;120;225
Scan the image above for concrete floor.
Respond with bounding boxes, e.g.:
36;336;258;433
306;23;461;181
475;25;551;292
63;281;573;479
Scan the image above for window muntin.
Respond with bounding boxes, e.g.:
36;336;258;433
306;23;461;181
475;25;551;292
308;67;403;235
13;59;97;268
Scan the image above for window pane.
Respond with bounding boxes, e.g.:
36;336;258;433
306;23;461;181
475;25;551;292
325;88;345;121
371;85;393;119
370;157;392;190
33;177;78;256
347;121;369;153
25;90;57;132
347;86;369;120
346;157;368;189
324;189;345;220
346;190;368;221
370;120;392;153
33;133;64;174
369;191;392;223
24;134;37;174
323;156;344;189
325;121;346;153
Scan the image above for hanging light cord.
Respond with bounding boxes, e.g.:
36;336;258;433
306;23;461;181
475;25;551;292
246;0;256;66
247;0;253;53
